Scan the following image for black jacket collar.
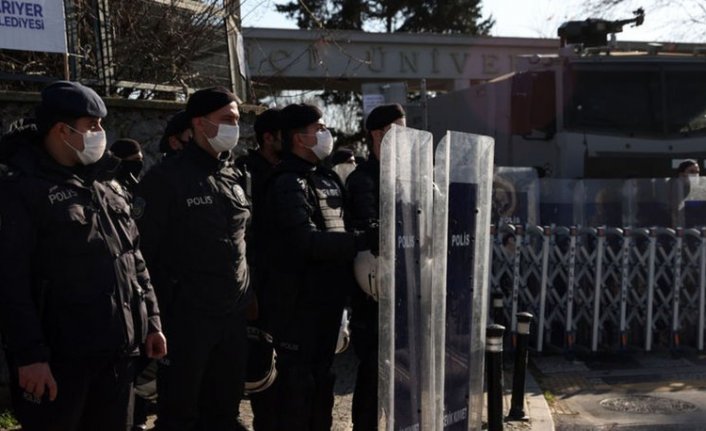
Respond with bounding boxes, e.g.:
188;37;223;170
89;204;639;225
184;140;231;172
278;153;317;174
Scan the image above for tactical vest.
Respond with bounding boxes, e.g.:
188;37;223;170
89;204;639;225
306;169;346;233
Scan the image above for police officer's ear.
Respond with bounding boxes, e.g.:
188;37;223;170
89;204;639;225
270;130;283;153
191;117;204;135
50;121;74;143
262;131;274;145
291;128;307;150
370;128;384;144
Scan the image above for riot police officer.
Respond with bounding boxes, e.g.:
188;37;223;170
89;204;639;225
233;108;282;431
262;103;376;430
235;108;282;273
347;103;405;431
135;87;251;431
0;80;166;431
110;138;144;193
159;110;191;159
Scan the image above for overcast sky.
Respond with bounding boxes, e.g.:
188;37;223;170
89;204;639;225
241;0;698;42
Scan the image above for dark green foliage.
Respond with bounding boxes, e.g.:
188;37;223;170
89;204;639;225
276;0;494;35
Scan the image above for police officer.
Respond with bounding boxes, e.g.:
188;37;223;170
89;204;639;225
346;103;405;431
235;108;282;270
110;138;144;192
107;137;152;431
0;81;166;431
135;87;251;431
159;110;191;159
262;103;375;430
233;108;282;431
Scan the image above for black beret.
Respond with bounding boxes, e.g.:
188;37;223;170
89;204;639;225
280;103;322;132
254;108;283;136
159;110;190;153
186;87;237;119
35;81;107;131
330;148;355;166
110;138;141;159
365;103;405;132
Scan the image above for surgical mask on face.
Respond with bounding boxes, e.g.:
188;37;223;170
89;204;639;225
64;125;107;165
686;173;701;189
310;129;334;160
204;119;239;153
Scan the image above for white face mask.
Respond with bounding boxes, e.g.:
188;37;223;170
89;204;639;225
64;125;107;165
310;129;334;160
204;119;239;153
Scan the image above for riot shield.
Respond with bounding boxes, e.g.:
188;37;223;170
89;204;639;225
580;179;625;227
676;176;706;228
492;167;539;227
434;131;494;430
624;178;671;228
539;178;578;226
379;125;435;431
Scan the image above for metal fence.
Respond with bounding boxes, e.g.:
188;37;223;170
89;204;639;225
490;224;706;353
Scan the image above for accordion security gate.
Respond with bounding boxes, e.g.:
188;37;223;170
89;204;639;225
491;224;706;352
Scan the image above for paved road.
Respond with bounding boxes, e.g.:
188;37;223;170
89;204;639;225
532;350;706;431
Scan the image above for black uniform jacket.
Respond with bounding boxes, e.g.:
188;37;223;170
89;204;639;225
0;135;161;366
345;157;380;338
262;154;357;350
234;149;275;267
135;142;251;321
345;158;380;230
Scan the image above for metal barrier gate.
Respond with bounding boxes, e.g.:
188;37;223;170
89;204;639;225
491;224;706;352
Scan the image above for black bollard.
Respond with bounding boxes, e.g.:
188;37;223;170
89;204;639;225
507;312;534;421
486;324;506;431
492;291;505;327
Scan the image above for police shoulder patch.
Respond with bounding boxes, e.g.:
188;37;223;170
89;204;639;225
132;196;146;220
108;180;127;198
232;183;249;207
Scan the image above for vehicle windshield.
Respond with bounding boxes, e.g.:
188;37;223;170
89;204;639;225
564;62;706;137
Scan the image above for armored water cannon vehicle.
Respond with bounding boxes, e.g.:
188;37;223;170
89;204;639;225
558;7;645;50
427;9;706;179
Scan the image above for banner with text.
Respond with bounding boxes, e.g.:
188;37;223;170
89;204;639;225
0;0;67;53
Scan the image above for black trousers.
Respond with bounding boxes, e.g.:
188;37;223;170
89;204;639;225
248;383;278;431
351;327;378;431
260;306;341;431
9;355;135;431
133;356;154;428
155;310;248;431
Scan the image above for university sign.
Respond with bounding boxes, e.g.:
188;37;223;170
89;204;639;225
243;27;559;90
0;0;66;53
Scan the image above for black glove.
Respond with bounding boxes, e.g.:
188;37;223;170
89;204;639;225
365;222;380;256
354;221;380;256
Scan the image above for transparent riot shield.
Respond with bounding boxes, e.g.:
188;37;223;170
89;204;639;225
539;178;578;226
676;176;706;228
580;179;625;227
624;178;671;228
492;167;539;227
433;131;494;430
379;124;434;431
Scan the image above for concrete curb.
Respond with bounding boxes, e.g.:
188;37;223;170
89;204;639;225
525;371;556;431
